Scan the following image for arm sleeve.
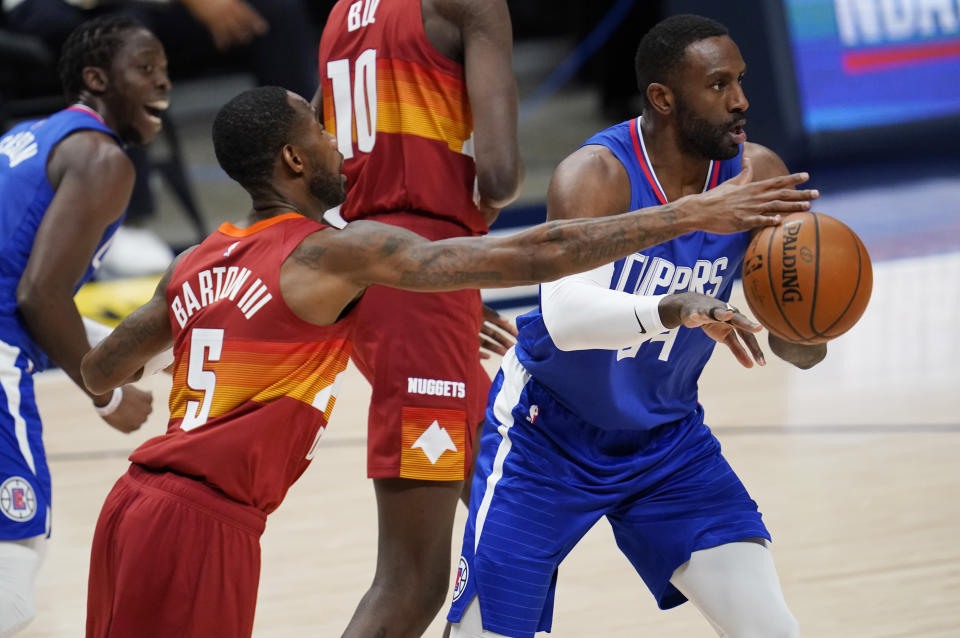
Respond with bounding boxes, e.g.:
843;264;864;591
540;262;669;351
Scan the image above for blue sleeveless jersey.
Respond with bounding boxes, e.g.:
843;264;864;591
514;117;750;431
0;107;124;371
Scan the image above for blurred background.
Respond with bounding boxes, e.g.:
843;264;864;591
2;0;959;636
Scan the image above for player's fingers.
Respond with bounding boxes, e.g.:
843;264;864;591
479;332;509;356
774;188;820;201
728;310;762;333
238;2;270;34
709;306;734;322
737;327;766;365
488;316;518;338
765;200;814;213
723;331;754;368
742;214;783;228
759;171;810;189
481;325;514;351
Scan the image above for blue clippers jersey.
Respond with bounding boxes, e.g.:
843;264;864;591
515;117;750;431
0;106;124;370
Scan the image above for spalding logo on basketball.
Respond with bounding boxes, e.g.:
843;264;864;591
0;476;37;522
742;212;872;344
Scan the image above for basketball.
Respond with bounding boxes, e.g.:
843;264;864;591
741;212;872;344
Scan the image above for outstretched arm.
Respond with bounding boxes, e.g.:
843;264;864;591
307;163;815;289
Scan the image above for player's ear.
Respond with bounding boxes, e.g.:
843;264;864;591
281;144;304;175
647;82;673;115
81;66;109;94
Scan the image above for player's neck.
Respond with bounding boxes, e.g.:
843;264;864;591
239;181;326;224
74;96;113;132
639;117;711;201
244;189;323;227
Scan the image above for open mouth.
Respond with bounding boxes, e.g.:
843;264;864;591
729;121;747;142
143;99;169;124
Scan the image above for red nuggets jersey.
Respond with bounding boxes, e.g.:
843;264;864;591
130;213;353;514
317;0;484;235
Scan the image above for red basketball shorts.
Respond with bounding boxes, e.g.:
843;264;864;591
86;464;266;638
351;283;490;481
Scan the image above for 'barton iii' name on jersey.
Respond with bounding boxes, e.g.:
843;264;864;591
170;265;274;327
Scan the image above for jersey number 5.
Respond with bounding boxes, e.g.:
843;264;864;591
327;48;378;160
181;328;224;432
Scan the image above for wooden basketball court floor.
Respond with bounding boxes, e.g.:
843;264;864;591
19;250;960;637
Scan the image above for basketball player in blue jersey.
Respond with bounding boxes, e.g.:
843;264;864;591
448;14;827;638
0;16;161;633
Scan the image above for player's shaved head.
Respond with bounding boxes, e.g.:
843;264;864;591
634;14;729;111
212;86;300;191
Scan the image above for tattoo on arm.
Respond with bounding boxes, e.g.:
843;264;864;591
94;304;169;380
291;244;329;270
398;269;504;286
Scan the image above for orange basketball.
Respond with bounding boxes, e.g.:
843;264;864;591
741;212;872;345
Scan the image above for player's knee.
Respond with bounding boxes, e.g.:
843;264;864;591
418;568;452;617
375;565;449;622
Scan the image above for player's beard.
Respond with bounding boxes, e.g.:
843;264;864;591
309;170;346;209
675;100;741;161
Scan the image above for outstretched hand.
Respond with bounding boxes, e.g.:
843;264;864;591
659;292;766;368
479;305;517;359
681;157;819;235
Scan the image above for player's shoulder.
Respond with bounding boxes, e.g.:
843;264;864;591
427;0;509;33
51;129;133;181
554;143;627;189
548;143;631;220
428;0;503;17
743;142;789;181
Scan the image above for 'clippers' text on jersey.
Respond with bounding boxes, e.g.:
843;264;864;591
514;118;750;431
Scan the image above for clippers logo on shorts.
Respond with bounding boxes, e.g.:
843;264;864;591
452;555;469;601
400;407;466;480
0;477;37;522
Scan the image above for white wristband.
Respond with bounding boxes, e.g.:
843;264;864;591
633;294;668;336
94;387;123;417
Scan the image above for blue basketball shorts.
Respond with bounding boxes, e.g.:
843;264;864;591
0;339;50;540
446;349;770;637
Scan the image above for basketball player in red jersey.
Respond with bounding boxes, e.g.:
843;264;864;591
313;0;523;633
79;85;817;637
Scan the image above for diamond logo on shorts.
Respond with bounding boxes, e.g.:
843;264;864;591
452;556;469;601
412;421;458;464
0;477;37;522
400;407;466;480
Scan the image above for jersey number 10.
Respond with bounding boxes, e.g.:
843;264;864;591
326;48;378;160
